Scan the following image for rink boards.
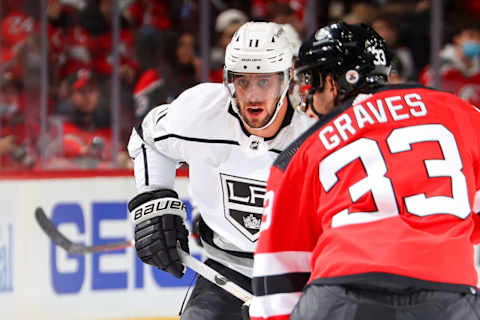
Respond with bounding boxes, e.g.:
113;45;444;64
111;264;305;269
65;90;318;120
0;172;197;320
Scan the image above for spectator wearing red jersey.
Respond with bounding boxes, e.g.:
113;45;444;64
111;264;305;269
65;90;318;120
0;8;35;65
49;68;113;169
1;1;75;87
420;17;480;106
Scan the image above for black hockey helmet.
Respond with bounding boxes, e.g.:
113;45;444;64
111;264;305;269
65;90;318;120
295;21;391;101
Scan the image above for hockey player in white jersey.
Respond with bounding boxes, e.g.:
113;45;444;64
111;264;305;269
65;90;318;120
127;22;314;319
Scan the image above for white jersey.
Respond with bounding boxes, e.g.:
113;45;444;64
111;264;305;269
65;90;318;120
128;83;315;276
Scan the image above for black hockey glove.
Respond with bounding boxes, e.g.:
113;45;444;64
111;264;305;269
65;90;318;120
128;189;189;279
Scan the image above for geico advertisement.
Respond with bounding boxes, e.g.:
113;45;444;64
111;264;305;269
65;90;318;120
0;176;199;320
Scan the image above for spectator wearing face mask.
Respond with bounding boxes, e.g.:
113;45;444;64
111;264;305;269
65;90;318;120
420;16;480;106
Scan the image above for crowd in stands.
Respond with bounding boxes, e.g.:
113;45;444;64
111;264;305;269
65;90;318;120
0;0;479;171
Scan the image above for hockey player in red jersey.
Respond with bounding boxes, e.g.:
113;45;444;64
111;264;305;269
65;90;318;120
249;21;480;320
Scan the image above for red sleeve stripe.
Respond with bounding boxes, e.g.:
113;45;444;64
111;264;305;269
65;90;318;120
474;190;480;212
250;292;302;319
252;251;311;276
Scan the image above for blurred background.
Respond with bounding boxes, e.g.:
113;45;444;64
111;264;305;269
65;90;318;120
0;0;479;172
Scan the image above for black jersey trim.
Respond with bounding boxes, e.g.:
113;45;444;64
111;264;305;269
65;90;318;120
253;272;310;296
273;96;355;172
269;149;282;154
154;134;240;145
141;144;149;186
134;107;153;140
153;134;283;154
134;124;144;141
310;272;477;294
198;216;254;259
154;106;169;125
155;113;167;124
204;259;252;291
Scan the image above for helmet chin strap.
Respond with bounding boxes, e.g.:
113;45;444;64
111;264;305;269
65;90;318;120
231;78;291;132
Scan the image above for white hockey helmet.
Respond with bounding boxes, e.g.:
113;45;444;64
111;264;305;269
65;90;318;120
224;22;294;130
224;21;293;73
282;24;302;57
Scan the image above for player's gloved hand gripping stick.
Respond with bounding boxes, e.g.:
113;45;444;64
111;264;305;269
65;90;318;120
128;189;190;279
34;206;253;303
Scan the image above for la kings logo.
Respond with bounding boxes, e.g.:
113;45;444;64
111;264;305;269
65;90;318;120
220;173;266;242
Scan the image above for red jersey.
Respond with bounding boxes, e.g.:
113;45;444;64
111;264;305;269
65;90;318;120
250;84;480;320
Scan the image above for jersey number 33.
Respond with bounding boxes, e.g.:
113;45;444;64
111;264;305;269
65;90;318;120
319;124;470;228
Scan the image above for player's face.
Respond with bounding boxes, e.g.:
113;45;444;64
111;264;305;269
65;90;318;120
71;85;99;113
233;73;284;128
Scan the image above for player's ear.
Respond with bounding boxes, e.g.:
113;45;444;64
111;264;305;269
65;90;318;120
325;75;338;96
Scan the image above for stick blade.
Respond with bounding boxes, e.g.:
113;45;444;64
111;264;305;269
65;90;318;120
35;207;74;251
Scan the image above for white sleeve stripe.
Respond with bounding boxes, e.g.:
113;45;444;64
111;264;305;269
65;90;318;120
250;292;301;318
253;251;312;277
131;197;186;225
474;190;480;212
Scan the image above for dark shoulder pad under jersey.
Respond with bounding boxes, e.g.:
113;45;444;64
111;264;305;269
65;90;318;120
274;95;358;172
273;95;354;172
273;121;320;172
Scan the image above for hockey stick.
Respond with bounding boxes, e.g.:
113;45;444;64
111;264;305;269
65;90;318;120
34;207;253;302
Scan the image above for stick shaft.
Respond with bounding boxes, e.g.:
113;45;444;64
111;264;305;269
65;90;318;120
34;207;253;302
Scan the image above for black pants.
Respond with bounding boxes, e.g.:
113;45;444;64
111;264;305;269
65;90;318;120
180;259;252;320
291;284;480;320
